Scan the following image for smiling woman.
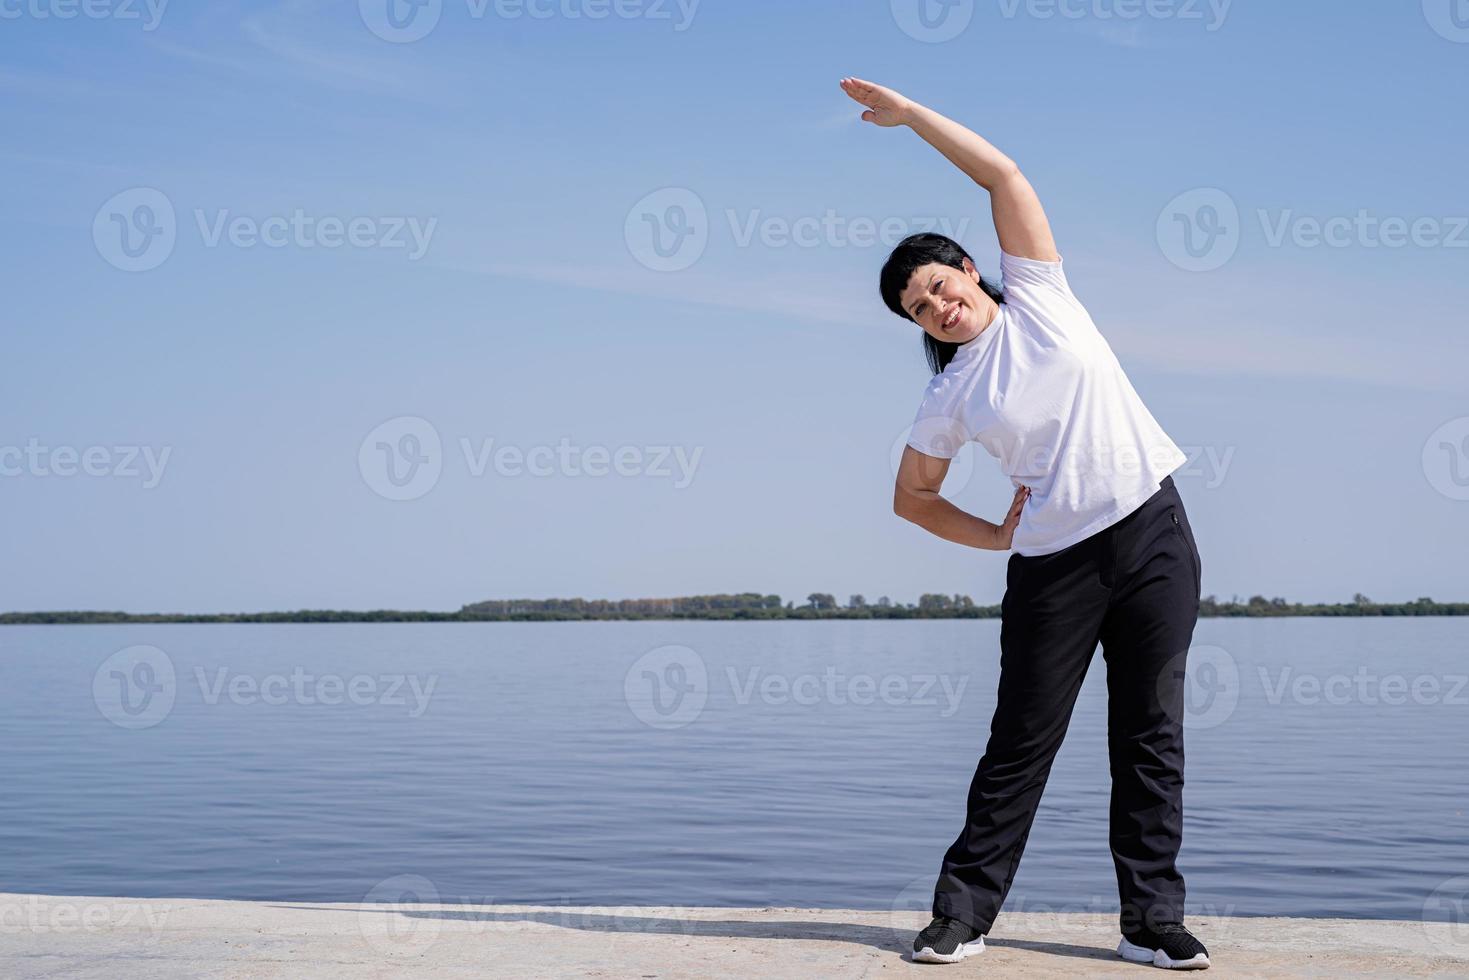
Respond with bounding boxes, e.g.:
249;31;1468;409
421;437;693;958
839;76;1210;970
878;233;1007;375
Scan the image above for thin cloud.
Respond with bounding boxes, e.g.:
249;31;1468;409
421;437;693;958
464;259;880;327
464;257;1458;392
142;1;436;96
809;109;864;131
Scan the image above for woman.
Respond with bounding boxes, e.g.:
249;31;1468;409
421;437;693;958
840;77;1210;970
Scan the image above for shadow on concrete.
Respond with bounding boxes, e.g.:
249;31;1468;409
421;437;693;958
275;905;1120;966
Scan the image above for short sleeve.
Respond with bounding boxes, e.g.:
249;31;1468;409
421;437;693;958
906;378;971;459
998;250;1101;344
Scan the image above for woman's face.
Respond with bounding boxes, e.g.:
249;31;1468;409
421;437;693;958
898;257;991;344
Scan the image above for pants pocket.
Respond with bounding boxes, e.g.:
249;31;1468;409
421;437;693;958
1168;508;1201;596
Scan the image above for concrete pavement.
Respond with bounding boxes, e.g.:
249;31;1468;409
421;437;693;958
4;892;1468;978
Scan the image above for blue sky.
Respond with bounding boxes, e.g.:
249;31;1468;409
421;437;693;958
2;0;1466;612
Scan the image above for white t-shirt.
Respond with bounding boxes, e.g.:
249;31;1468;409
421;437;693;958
906;250;1186;557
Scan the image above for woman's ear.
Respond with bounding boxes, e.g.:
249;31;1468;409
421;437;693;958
962;256;981;281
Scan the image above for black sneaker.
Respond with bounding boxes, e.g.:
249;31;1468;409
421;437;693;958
912;915;985;964
1118;922;1210;969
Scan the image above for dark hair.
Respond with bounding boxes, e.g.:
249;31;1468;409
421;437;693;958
879;233;1005;375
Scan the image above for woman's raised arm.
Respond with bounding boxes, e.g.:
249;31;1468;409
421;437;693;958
839;77;1059;262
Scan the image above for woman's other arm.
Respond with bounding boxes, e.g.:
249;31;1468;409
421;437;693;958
893;446;1030;551
839;77;1059;262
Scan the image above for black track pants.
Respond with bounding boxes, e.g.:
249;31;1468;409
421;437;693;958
932;474;1202;937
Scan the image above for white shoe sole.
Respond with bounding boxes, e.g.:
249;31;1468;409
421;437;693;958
913;936;985;964
1118;935;1210;970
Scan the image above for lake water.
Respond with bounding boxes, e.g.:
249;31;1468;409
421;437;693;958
1;619;1465;923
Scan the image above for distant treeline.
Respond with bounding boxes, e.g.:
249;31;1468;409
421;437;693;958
2;592;1466;624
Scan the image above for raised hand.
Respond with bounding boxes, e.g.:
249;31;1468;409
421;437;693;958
839;76;914;128
995;485;1031;551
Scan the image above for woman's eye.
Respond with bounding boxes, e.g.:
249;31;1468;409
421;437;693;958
914;304;926;317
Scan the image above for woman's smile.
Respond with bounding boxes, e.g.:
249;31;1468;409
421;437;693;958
941;304;963;332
